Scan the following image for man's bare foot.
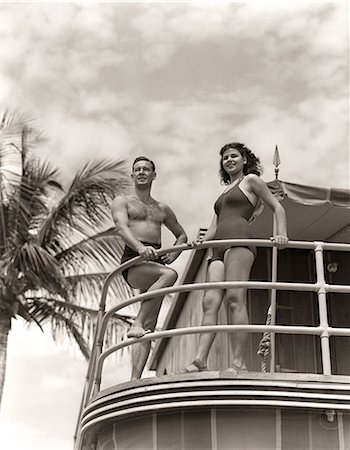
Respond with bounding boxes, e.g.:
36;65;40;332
127;324;151;338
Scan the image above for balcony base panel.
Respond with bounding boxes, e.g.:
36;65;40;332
78;372;350;450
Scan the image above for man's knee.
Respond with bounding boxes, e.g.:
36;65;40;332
160;267;178;286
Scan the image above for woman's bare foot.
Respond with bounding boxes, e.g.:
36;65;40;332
180;358;207;373
224;363;248;374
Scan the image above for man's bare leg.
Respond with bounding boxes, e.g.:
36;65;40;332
127;295;161;338
130;296;163;380
126;262;178;379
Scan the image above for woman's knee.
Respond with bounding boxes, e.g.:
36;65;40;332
202;291;221;314
226;291;246;312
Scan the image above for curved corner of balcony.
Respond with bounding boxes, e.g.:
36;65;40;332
77;370;350;450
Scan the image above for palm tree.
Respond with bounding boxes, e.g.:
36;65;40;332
0;111;135;407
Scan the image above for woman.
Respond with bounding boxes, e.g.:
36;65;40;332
183;142;288;373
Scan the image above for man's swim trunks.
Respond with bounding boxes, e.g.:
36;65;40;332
211;181;257;261
120;242;164;283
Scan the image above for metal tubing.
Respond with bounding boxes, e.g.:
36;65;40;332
83;239;350;409
97;239;317;309
270;215;278;373
90;277;321;399
97;280;319;348
314;242;332;375
328;328;350;337
74;307;105;444
94;324;325;389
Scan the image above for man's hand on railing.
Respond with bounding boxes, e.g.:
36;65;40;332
138;245;159;261
270;235;289;250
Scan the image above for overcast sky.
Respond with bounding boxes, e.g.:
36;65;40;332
0;1;349;449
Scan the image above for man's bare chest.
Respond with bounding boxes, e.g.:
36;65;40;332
127;199;165;223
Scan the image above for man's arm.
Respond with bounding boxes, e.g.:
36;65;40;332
111;196;158;260
161;204;188;264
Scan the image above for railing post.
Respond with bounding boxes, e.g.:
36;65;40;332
314;242;332;375
269;217;279;373
93;331;104;395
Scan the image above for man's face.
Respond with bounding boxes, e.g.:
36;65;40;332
131;160;156;187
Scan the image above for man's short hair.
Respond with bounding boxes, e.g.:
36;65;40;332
132;156;156;172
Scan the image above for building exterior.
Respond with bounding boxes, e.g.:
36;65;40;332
75;179;350;450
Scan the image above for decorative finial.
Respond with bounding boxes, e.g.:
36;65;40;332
273;145;280;180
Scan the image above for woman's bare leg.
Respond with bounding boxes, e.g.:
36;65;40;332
223;247;255;371
184;260;225;372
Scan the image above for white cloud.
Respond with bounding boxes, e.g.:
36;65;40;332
37;114;134;179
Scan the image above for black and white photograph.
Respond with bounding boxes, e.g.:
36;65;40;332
0;1;349;449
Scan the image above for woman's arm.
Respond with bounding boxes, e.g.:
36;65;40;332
202;215;218;241
188;214;217;249
248;175;288;249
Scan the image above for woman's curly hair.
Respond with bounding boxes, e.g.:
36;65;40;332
219;142;263;185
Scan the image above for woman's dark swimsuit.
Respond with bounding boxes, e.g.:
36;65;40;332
211;182;257;262
120;242;164;283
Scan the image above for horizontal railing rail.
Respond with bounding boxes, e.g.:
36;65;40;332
74;238;350;448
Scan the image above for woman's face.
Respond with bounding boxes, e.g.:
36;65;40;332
221;148;246;177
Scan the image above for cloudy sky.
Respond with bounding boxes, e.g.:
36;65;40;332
0;1;349;449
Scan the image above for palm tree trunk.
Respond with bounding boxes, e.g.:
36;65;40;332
0;311;11;409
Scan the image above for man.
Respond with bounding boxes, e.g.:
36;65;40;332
112;156;188;380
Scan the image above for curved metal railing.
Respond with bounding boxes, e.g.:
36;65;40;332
74;238;350;447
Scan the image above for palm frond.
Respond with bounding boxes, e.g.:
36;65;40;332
24;296;133;362
55;228;125;272
1;111;139;370
11;243;68;297
24;296;134;323
1;111;54;251
38;159;131;252
0;110;35;131
6;159;62;247
0;145;22;197
24;297;90;359
23;157;63;195
0;110;44;161
65;270;137;314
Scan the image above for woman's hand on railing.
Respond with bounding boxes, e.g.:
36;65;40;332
187;238;204;248
270;235;289;250
161;252;178;264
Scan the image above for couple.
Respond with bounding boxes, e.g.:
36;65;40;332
111;143;288;380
